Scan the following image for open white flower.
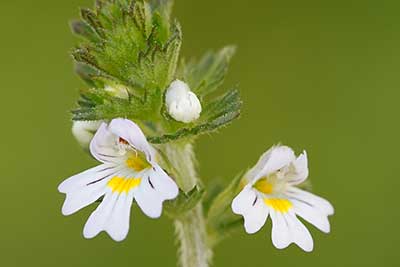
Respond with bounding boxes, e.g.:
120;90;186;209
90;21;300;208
59;118;179;241
165;79;202;123
232;145;334;252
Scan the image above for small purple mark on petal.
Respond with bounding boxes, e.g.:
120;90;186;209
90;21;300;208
252;196;258;206
148;176;155;189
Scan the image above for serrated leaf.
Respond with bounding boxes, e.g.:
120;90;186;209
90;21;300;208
202;180;225;214
148;89;241;144
70;20;101;42
207;171;244;224
164;186;205;218
72;88;141;121
208;216;243;247
206;171;246;246
184;46;236;97
71;0;183;122
80;8;105;38
69;1;241;144
164;21;182;85
74;63;100;87
150;0;174;17
72;0;180;91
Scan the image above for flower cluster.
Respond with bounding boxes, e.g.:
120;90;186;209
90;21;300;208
59;118;333;250
59;0;334;261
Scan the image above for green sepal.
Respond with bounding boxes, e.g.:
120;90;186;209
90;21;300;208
164;186;205;219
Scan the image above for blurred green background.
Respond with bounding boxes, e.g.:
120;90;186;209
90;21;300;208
0;0;398;266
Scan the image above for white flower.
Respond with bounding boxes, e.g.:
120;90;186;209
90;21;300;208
72;120;103;148
165;79;202;123
232;145;334;252
59;118;179;241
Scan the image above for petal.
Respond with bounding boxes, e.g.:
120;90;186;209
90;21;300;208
58;164;120;193
104;192;134;241
59;165;125;216
270;209;314;252
59;164;121;215
61;179;108;216
249;145;296;183
83;190;134;242
83;192;117;239
270;209;291;249
165;80;189;105
286;187;334;216
133;179;163;218
287;150;309;185
291;198;331;233
90;123;121;164
231;186;257;215
108;118;155;163
286;212;314;252
243;197;269;234
148;166;179;200
244;148;275;182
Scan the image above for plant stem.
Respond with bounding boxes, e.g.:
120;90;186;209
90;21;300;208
164;142;211;267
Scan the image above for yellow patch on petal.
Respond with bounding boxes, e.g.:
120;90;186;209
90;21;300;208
253;179;274;194
108;177;141;193
264;198;292;213
126;152;151;172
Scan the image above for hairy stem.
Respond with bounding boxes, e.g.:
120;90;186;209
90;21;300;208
164;142;211;267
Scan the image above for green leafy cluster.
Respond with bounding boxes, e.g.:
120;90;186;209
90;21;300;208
71;0;241;143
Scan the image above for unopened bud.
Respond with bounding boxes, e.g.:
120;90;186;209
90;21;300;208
104;84;129;99
165;80;202;123
72;121;103;148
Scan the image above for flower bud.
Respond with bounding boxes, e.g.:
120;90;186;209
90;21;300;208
165;80;202;123
72;121;103;148
104;84;129;99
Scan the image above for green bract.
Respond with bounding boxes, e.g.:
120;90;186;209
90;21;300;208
164;186;205;219
70;0;241;144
